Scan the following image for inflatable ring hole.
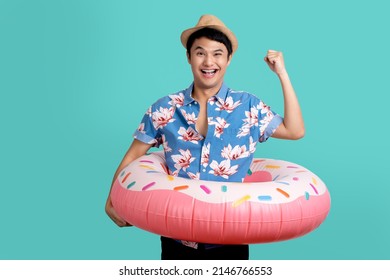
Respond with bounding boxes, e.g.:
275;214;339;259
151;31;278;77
243;171;273;182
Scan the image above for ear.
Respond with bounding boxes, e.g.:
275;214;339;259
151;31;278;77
186;52;191;64
227;54;232;66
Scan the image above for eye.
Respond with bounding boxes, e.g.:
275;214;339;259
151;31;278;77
196;52;205;56
214;53;222;57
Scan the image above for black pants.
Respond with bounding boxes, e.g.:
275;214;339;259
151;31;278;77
161;236;249;260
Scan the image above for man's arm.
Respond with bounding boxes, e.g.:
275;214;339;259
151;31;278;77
264;50;305;140
105;139;153;227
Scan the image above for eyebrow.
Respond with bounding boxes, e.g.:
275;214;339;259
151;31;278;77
194;46;225;53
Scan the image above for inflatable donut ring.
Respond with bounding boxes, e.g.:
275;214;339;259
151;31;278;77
111;152;331;244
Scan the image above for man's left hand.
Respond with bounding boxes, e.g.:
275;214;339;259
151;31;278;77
264;50;287;75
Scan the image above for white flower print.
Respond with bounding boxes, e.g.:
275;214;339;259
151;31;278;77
249;136;256;154
209;117;230;138
177;127;203;144
180;109;197;124
168;92;185;107
201;143;210;167
161;134;172;152
209;159;238;179
171;149;195;172
208;97;216;106
152;106;175;129
237;106;259;137
137;123;146;134
258;100;274;137
216;96;241;113
144;106;152;117
136;85;280;184
259;114;273;135
187;172;200;180
221;144;250;160
257;100;271;114
245;106;259;126
237;123;250;138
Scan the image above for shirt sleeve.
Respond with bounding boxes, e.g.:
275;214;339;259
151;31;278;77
258;100;283;143
132;105;161;147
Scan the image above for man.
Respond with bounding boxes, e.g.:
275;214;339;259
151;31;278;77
105;15;304;260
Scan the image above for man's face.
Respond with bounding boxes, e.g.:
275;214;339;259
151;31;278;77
187;37;231;93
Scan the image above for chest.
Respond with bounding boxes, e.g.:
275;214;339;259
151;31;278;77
158;98;262;181
170;99;259;143
195;101;208;137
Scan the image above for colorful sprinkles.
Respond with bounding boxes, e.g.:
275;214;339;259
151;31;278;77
174;185;189;191
258;195;272;201
310;183;319;195
140;160;154;164
142;182;156;191
139;165;155;170
265;165;281;169
119;154;326;209
200;185;211;194
276;188;290;198
121;172;131;183
232;195;251;207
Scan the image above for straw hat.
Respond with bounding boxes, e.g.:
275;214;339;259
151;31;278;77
180;15;238;54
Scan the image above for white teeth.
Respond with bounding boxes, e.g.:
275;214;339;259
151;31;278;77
202;70;216;74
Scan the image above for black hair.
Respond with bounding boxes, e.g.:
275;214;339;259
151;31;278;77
186;27;233;58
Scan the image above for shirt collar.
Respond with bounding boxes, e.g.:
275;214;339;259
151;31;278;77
183;82;229;106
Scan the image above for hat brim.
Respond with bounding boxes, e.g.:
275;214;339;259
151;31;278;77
180;25;238;54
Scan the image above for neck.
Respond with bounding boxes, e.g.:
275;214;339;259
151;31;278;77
192;82;223;103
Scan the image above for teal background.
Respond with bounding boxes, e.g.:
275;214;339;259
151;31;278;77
1;0;389;260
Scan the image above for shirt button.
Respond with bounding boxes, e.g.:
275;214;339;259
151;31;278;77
194;101;197;104
203;169;206;172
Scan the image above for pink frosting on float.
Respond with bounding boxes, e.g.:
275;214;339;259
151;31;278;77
110;152;331;244
111;179;331;244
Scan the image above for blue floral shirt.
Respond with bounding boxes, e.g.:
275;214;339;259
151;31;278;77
133;83;283;183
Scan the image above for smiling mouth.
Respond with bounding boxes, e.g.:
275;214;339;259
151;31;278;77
201;69;218;77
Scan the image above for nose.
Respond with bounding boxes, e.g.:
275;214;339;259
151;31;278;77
203;54;213;66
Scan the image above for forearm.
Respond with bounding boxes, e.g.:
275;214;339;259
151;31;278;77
277;71;305;139
264;50;304;140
